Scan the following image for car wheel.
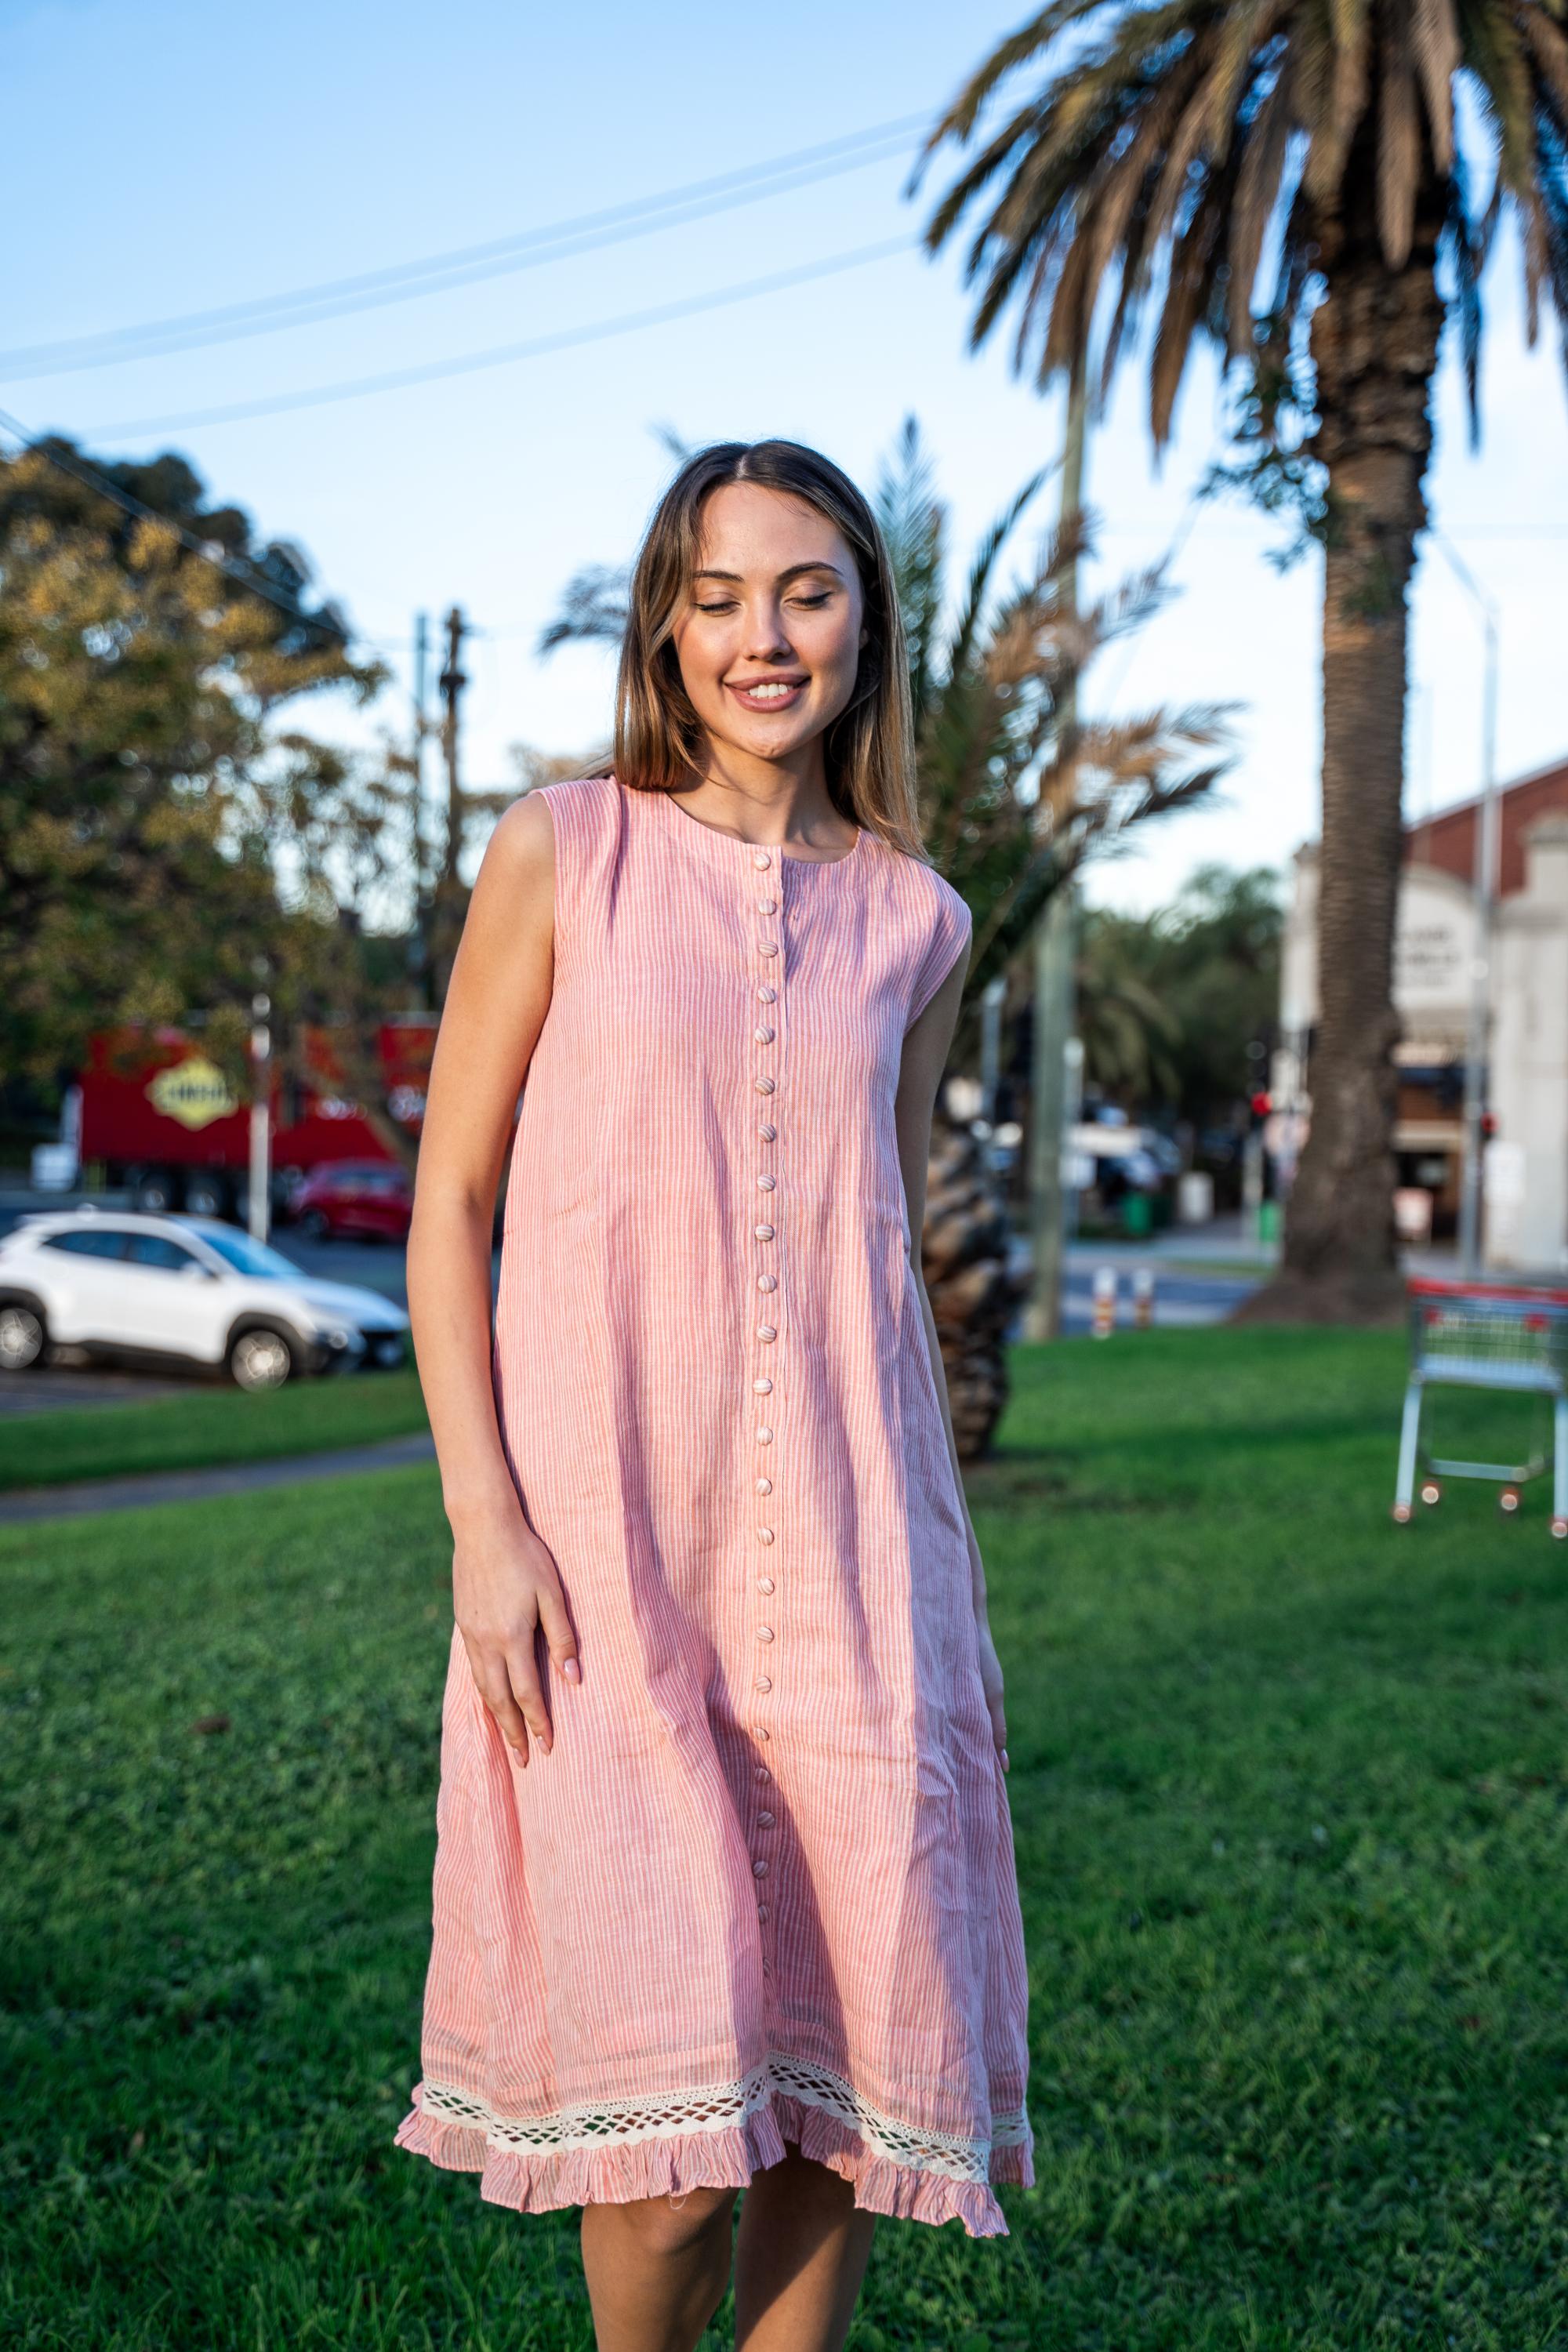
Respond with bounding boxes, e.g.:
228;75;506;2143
228;1327;296;1392
299;1208;330;1242
0;1301;48;1370
132;1170;180;1214
185;1173;231;1219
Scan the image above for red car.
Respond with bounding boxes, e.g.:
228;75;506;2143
290;1160;413;1243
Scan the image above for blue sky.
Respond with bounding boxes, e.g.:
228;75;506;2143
8;0;1566;913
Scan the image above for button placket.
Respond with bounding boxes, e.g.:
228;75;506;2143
745;844;784;1926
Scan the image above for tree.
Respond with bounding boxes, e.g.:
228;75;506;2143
1080;866;1283;1122
539;418;1232;1450
0;437;416;1163
918;0;1568;1316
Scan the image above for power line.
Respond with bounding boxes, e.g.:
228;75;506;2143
0;114;928;383
0;404;352;636
82;237;915;440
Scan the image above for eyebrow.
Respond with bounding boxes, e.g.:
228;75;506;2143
691;562;848;586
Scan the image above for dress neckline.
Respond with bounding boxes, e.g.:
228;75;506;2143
641;779;865;872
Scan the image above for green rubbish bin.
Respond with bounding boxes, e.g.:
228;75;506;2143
1120;1190;1153;1239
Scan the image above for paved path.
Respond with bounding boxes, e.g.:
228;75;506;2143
0;1428;436;1526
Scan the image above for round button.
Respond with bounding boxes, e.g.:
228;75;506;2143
758;1121;777;1141
757;1324;776;1341
755;1476;772;1494
757;1426;773;1443
753;1025;775;1045
752;851;771;869
758;940;779;957
757;1527;775;1545
754;1673;772;1693
757;1274;777;1292
757;896;778;915
753;1377;772;1394
756;1625;775;1642
753;1765;771;1781
753;1726;771;1742
757;985;777;1003
757;1575;775;1593
757;1174;775;1192
753;1076;775;1095
757;1901;770;1919
757;1810;775;1828
753;1858;769;1878
754;1223;775;1241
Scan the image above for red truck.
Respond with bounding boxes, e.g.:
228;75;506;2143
62;1017;444;1223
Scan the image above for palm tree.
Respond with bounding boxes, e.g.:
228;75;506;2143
537;419;1232;1447
917;0;1568;1317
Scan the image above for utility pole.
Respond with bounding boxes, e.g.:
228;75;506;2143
409;612;434;1005
1430;535;1501;1279
248;985;272;1245
434;605;469;1006
1023;358;1088;1341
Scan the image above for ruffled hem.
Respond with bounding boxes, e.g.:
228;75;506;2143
395;2081;1033;2239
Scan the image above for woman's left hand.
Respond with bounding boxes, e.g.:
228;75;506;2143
975;1614;1009;1773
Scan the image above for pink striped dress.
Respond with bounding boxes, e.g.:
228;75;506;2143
396;774;1034;2237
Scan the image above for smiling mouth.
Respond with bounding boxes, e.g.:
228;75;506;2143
727;677;806;710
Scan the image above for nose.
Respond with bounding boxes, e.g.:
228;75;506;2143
739;596;793;665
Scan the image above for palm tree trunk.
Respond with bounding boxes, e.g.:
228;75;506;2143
1247;182;1445;1323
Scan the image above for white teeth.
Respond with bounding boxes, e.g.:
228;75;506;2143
741;682;797;700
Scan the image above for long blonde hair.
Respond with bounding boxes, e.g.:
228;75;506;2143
602;440;926;860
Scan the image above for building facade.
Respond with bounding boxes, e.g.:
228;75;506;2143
1276;757;1568;1270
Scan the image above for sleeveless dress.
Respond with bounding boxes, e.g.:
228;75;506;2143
395;774;1034;2238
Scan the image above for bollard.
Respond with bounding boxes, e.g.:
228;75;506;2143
1132;1266;1155;1330
1091;1266;1116;1338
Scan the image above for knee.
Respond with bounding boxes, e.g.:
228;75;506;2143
615;2183;735;2261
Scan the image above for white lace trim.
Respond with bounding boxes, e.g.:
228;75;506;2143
419;2054;1029;2186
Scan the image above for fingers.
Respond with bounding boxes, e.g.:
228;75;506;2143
506;1639;554;1759
534;1579;582;1687
477;1655;531;1769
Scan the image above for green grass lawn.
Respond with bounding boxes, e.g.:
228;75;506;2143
0;1370;429;1493
3;1327;1566;2349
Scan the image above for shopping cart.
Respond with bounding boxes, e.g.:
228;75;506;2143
1393;1277;1568;1537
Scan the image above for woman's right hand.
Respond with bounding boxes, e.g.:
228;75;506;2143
452;1501;580;1766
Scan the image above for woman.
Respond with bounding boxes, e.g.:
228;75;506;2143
396;440;1033;2352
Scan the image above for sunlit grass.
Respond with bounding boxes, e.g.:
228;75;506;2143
2;1327;1565;2347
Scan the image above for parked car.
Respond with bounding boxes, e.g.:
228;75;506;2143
0;1209;410;1391
289;1160;415;1243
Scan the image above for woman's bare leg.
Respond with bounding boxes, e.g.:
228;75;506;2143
731;2142;877;2351
579;2185;739;2352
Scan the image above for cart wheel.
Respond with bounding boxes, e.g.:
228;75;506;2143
1500;1486;1522;1515
1392;1501;1413;1524
1419;1479;1442;1508
1552;1517;1567;1541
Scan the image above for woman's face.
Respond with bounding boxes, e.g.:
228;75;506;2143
670;481;867;778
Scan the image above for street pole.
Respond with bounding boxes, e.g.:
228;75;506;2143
248;989;271;1244
434;605;469;1004
1023;358;1087;1341
1435;535;1501;1278
411;612;432;1004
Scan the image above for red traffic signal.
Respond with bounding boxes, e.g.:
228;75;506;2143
1250;1090;1272;1120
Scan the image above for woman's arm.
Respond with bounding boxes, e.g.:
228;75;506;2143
895;943;1009;1769
406;791;579;1769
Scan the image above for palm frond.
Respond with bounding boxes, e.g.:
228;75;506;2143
536;564;629;657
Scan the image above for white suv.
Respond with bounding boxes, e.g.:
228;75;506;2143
0;1209;411;1391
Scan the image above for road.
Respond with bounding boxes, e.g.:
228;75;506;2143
0;1181;1271;1414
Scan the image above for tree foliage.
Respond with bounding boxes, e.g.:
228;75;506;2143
914;0;1568;448
0;438;411;1152
1079;865;1283;1127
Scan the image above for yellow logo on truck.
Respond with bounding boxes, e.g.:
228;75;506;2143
147;1057;239;1131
